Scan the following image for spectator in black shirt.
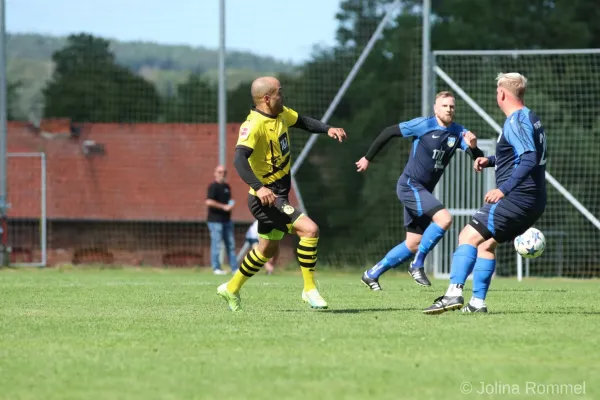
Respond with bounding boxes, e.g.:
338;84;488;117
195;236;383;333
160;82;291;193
206;165;238;274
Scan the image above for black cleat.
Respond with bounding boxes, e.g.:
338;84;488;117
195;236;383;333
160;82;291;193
408;262;432;286
462;303;488;313
423;295;464;314
361;271;382;291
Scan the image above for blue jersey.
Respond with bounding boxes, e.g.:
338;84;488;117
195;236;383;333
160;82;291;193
399;116;471;191
495;107;547;207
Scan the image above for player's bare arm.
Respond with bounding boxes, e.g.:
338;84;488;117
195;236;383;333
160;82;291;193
234;146;276;206
356;125;403;172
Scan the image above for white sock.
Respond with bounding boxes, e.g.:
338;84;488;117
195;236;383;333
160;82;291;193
445;283;463;297
470;297;485;308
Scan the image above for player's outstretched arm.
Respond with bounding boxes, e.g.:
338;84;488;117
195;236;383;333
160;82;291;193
356;125;403;172
234;147;276;206
465;146;485;160
293;115;347;142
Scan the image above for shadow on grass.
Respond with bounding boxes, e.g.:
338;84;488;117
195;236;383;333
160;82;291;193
280;307;600;315
280;307;419;314
489;288;569;293
492;310;600;315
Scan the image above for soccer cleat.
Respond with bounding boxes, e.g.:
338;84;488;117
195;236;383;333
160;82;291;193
361;271;382;291
462;303;488;313
423;295;464;315
213;269;228;275
408;262;432;286
302;289;328;309
217;283;242;312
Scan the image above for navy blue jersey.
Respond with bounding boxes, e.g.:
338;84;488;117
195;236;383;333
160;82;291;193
399;116;470;191
495;107;547;207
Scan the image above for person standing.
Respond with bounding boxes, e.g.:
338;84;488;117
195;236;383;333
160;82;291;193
206;165;239;275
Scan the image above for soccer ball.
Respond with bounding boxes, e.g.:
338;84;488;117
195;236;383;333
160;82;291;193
514;228;545;259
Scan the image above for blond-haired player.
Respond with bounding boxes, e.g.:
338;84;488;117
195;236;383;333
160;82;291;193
424;73;547;314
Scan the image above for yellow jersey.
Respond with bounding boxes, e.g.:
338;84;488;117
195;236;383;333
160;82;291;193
236;106;299;196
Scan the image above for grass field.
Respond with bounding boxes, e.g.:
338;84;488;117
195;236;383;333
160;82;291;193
0;267;598;400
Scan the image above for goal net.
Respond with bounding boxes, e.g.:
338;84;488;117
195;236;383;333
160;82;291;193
6;2;418;268
433;50;600;278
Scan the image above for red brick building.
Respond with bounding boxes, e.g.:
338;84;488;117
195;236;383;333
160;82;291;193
7;119;298;267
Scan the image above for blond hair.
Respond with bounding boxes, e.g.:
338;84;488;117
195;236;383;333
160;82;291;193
496;72;527;100
435;90;454;99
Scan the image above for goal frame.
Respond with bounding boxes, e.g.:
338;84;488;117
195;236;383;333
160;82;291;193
8;152;47;267
431;49;600;280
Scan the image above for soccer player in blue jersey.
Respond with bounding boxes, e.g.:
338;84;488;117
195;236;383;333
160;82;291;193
423;73;547;314
356;91;484;290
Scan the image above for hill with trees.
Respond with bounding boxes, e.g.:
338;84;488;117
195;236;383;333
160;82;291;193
5;0;600;272
6;33;298;120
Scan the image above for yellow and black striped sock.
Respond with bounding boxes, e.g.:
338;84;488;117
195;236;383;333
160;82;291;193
297;237;318;292
227;249;269;294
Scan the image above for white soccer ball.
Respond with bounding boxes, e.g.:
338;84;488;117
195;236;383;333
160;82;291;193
514;228;545;259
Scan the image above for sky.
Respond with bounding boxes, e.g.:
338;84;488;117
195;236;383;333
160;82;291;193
6;0;342;64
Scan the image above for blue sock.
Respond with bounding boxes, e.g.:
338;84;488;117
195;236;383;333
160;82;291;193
449;244;478;285
367;242;414;279
411;222;446;268
472;258;496;300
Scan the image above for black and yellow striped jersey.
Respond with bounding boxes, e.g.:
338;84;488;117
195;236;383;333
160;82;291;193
236;106;299;196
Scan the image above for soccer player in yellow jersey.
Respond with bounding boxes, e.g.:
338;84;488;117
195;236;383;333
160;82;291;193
217;76;347;312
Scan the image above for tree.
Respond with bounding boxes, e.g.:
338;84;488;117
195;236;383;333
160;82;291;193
7;81;21;121
43;34;161;123
287;0;600;267
163;74;217;123
227;81;253;122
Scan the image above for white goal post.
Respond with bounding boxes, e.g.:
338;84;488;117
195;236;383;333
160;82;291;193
432;49;600;280
7;152;47;267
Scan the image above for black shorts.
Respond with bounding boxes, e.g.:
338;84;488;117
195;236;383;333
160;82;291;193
247;194;304;240
469;199;545;244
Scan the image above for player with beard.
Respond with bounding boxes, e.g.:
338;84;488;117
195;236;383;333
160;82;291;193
356;91;484;290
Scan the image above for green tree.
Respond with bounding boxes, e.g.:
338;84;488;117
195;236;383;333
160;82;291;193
7;81;22;121
164;74;217;123
43;34;161;123
288;0;600;270
227;81;253;122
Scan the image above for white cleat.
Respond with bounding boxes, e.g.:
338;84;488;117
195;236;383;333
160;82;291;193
302;289;328;309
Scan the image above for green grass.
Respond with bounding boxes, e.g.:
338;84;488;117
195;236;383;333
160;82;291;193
0;267;598;400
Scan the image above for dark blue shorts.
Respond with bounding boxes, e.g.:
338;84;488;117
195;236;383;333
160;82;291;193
469;199;544;243
397;177;444;234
